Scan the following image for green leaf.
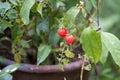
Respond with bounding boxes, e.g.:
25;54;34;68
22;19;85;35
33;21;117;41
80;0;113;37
48;27;60;44
62;59;69;64
0;2;11;16
63;7;80;26
0;37;11;43
2;64;20;73
65;49;75;58
58;64;64;71
19;48;27;57
56;1;65;8
100;42;109;64
20;0;35;25
37;44;51;65
36;18;49;35
48;0;57;8
14;53;21;63
0;64;19;77
9;0;17;5
101;32;120;66
0;20;12;33
0;71;8;77
1;2;11;11
0;8;6;16
80;27;102;63
37;2;43;17
0;74;12;80
11;26;23;40
7;9;18;19
19;39;30;48
82;8;87;18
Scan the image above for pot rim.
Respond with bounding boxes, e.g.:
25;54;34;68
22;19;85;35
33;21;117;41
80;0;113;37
1;58;84;73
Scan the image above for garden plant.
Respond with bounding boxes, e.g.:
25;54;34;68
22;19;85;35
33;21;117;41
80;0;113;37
0;0;120;80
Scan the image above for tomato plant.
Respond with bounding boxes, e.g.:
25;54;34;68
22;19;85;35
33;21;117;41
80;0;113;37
0;0;120;80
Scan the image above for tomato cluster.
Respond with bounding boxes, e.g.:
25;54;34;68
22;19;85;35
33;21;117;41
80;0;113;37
57;28;74;44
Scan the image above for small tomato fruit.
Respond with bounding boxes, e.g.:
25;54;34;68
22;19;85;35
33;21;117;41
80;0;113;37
65;34;74;44
57;28;67;37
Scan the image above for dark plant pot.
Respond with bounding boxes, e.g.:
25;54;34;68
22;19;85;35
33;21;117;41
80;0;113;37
1;58;90;80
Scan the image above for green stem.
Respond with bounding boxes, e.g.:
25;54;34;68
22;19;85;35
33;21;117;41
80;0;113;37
60;45;66;64
40;35;45;43
51;48;61;53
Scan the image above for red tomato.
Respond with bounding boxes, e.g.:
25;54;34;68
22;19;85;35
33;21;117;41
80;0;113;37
57;28;67;37
65;34;74;44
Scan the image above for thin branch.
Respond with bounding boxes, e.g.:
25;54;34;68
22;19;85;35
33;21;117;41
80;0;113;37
80;55;86;80
97;0;101;30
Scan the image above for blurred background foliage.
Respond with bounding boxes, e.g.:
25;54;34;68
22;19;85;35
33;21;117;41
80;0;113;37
100;0;120;38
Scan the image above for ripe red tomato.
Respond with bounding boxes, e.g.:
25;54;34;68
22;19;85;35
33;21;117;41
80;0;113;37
65;34;74;44
57;28;67;37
